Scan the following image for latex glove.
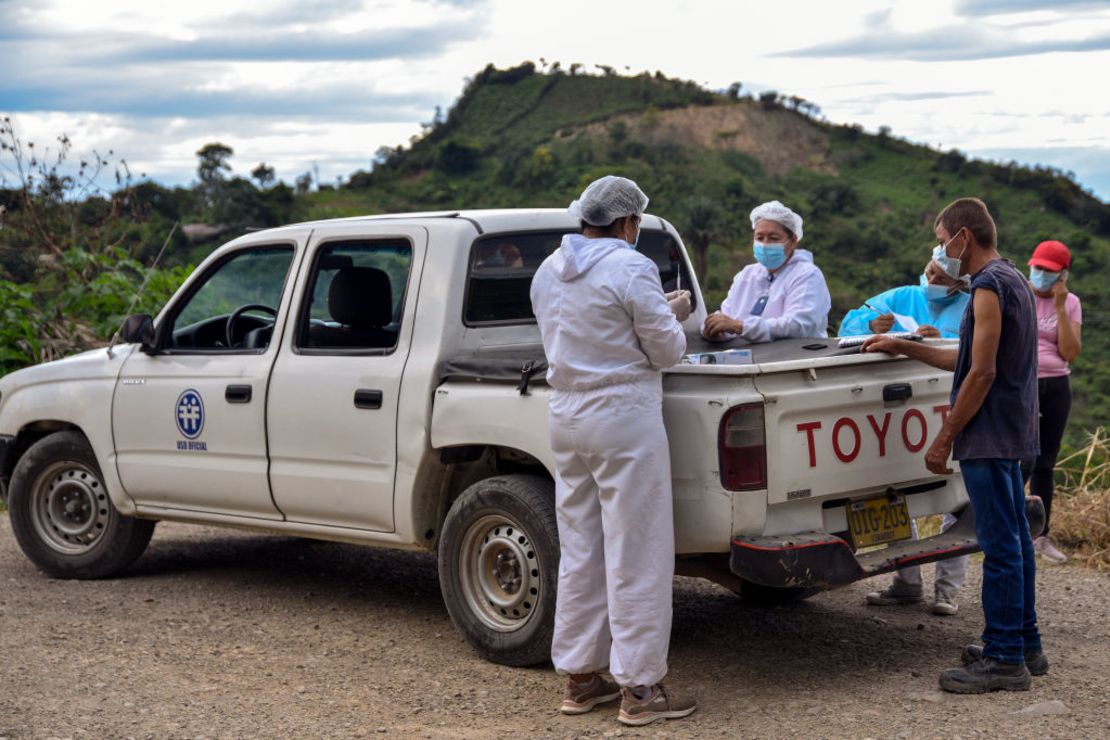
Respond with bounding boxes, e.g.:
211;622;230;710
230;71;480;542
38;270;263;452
666;290;692;322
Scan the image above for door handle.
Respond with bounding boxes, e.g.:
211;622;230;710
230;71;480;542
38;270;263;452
225;384;253;403
883;383;913;403
354;389;383;409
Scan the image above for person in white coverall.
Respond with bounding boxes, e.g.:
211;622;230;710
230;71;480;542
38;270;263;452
703;200;831;342
529;176;697;727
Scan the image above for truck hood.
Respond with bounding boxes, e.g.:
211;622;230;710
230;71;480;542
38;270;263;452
0;345;134;395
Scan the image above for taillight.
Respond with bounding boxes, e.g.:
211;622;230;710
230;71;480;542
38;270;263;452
718;403;767;490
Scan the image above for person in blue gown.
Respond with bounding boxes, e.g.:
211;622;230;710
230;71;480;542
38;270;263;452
839;259;969;338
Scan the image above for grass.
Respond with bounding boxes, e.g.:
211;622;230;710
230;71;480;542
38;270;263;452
1053;427;1110;570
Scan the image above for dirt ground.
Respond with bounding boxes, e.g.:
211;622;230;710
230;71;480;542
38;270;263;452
2;516;1108;740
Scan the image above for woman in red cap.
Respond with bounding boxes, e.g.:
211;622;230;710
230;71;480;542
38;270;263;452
1024;240;1082;564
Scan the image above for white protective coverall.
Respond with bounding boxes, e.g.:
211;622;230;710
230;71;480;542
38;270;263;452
702;248;831;342
530;233;686;688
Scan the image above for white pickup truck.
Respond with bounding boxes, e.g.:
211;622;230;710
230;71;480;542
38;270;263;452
0;209;1041;666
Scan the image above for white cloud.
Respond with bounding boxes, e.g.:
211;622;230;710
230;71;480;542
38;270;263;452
1;0;1107;199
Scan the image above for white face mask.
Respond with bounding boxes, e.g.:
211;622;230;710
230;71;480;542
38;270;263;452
932;230;967;280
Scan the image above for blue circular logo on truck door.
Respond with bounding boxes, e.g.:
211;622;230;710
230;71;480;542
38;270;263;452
175;389;205;439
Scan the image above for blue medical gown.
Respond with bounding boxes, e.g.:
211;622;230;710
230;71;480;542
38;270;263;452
838;285;969;338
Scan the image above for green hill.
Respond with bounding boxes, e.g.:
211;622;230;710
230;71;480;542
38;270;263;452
305;63;1110;441
2;63;1108;442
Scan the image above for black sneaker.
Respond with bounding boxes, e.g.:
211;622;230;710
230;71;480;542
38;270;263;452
939;656;1031;694
961;644;1049;676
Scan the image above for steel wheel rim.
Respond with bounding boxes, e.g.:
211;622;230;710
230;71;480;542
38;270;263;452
459;513;542;633
30;460;113;555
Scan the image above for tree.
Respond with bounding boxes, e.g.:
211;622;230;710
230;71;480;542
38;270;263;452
759;91;779;110
250;162;275;188
294;172;313;195
678;196;723;279
195;143;233;186
726;82;742;100
437;138;482;175
195;143;234;216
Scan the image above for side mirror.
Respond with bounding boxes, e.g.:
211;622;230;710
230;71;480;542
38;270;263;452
119;314;157;353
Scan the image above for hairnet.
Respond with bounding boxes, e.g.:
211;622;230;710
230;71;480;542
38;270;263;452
568;176;649;227
750;200;803;241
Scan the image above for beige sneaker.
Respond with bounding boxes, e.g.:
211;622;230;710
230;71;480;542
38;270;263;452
618;684;697;726
932;591;960;616
559;674;620;715
1034;536;1068;564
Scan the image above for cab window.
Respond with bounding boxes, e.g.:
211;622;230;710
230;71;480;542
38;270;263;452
463;230;694;325
167;246;294;351
296;240;412;353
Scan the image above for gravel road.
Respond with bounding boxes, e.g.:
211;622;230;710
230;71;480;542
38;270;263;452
2;516;1108;739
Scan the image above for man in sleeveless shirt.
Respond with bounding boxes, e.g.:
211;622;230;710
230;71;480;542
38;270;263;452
862;197;1044;694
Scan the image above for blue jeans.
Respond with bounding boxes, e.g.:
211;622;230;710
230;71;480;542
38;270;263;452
960;459;1042;664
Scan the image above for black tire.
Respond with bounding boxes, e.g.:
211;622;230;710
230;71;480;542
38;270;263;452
739;579;817;607
8;431;155;579
438;474;558;667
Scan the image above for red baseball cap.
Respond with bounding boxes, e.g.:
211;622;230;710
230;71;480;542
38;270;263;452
1028;240;1071;272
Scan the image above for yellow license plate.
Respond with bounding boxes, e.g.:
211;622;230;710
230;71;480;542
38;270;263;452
846;495;913;547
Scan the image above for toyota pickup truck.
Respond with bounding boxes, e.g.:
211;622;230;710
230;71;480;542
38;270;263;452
0;209;1041;666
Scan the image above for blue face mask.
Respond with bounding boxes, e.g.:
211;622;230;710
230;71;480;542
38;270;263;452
1029;267;1059;292
753;242;787;270
919;273;958;303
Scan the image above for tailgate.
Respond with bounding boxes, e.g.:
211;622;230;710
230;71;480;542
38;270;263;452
754;356;953;505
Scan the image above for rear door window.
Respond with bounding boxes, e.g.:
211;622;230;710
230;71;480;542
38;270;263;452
296;240;412;353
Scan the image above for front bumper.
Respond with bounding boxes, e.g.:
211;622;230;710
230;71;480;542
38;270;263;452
730;496;1045;589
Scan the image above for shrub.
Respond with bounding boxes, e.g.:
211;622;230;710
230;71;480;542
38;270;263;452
1052;428;1110;569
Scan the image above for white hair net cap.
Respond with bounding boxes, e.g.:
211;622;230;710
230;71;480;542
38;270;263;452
568;175;649;227
750;200;803;241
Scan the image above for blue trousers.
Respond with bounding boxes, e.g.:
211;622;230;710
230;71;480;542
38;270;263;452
961;458;1042;664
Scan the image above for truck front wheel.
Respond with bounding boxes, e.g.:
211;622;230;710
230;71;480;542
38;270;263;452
8;431;155;579
438;475;558;667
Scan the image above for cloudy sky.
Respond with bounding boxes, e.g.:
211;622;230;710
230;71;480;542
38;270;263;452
3;0;1109;199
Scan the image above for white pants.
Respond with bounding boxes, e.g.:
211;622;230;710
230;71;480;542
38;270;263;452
892;513;970;597
548;378;674;688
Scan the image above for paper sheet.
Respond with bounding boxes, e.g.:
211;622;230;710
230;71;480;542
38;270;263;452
891;312;919;332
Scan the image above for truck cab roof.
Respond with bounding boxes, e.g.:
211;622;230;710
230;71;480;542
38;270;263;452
275;209;673;238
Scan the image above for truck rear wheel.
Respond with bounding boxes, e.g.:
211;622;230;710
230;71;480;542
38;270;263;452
8;431;155;579
438;475;558;667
